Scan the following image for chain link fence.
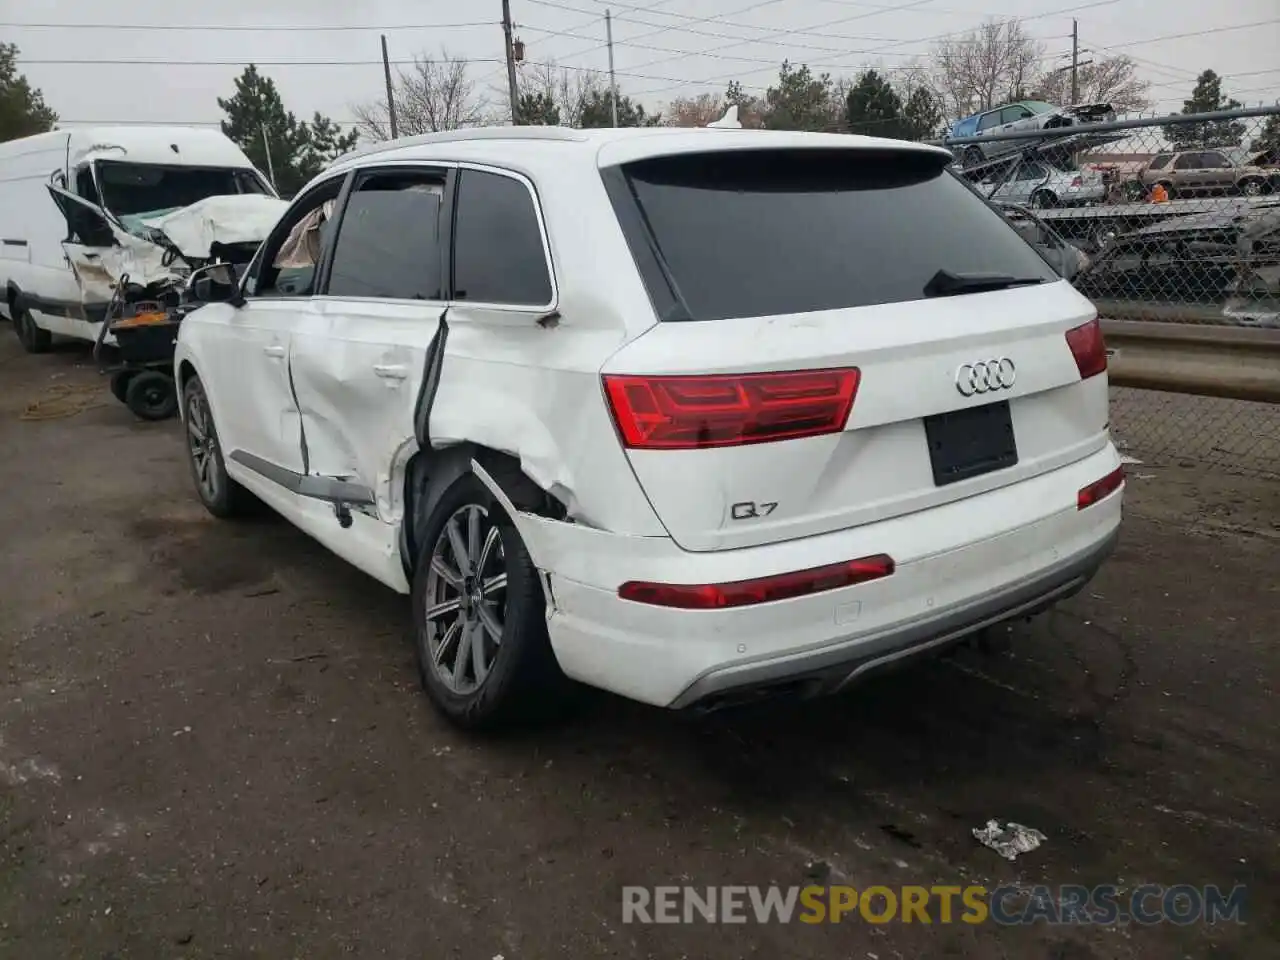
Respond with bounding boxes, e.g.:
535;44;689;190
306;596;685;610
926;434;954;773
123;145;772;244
937;106;1280;486
937;105;1280;329
1110;386;1280;479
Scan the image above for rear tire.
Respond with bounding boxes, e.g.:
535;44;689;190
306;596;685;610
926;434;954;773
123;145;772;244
124;370;178;421
182;373;254;518
411;465;571;731
109;370;135;403
13;304;52;354
1030;190;1058;209
1239;178;1264;197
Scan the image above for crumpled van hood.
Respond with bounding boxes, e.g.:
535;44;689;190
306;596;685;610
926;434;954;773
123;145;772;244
135;194;290;258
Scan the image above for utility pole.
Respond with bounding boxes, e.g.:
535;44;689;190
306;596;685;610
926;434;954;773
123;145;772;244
502;0;521;125
260;122;276;192
381;34;399;139
606;10;619;127
1070;18;1079;105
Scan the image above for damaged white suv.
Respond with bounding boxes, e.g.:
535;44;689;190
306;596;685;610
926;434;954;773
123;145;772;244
174;126;1124;729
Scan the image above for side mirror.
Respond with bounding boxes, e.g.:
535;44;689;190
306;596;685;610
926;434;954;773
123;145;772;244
188;262;242;306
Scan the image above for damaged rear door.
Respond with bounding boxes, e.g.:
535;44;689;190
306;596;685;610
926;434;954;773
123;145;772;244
286;164;452;519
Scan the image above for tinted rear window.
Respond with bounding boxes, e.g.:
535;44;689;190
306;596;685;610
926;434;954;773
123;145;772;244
609;149;1057;322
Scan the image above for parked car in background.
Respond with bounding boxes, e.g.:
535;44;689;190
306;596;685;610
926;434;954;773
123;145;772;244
172;125;1122;731
996;202;1091;281
1074;202;1280;320
981;160;1106;208
1126;149;1278;199
951;100;1116;166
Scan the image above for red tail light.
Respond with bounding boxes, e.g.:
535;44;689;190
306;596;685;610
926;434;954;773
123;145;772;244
1078;465;1124;510
602;368;859;450
1065;317;1107;380
618;554;895;609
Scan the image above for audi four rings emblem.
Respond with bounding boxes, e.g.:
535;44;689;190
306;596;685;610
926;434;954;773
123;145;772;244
955;358;1017;397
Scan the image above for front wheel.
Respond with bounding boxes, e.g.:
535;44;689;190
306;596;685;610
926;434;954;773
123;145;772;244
182;374;254;518
412;469;570;731
1031;190;1059;209
1239;178;1264;197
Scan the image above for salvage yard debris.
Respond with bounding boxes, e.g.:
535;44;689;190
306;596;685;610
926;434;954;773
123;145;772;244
972;820;1047;861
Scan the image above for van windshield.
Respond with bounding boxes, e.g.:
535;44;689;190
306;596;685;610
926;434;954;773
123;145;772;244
94;160;270;223
608;148;1058;322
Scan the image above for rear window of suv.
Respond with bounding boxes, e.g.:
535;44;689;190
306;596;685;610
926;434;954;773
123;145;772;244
606;148;1057;322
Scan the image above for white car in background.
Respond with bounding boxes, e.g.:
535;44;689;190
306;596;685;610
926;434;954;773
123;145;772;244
173;126;1124;730
982;161;1106;208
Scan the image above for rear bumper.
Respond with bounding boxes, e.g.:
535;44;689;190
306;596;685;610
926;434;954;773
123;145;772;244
522;443;1123;708
671;526;1116;711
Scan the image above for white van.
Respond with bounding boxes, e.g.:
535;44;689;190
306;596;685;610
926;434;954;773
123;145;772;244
0;126;285;352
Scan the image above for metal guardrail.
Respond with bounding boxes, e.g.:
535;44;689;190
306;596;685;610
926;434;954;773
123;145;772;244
1102;319;1280;404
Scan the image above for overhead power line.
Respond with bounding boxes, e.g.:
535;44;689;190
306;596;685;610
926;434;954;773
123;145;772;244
0;19;495;31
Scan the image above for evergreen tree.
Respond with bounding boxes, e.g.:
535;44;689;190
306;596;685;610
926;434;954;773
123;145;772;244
0;43;57;141
218;65;356;196
845;69;904;138
1163;70;1245;149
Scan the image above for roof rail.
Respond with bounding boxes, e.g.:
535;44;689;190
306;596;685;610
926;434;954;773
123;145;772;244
333;125;589;165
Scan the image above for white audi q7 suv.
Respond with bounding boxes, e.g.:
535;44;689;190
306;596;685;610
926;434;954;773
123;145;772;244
174;125;1124;729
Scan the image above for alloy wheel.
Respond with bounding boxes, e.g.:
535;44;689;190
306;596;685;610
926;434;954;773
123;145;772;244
423;504;509;695
186;385;220;502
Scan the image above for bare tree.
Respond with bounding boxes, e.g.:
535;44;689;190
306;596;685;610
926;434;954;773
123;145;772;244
665;92;725;127
353;48;489;140
1032;55;1151;114
931;19;1045;120
515;60;605;129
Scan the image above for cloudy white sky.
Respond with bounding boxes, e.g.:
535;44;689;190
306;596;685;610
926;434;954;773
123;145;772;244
8;0;1280;131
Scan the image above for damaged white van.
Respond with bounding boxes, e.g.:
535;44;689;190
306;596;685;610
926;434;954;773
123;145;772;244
0;125;285;352
174;126;1124;730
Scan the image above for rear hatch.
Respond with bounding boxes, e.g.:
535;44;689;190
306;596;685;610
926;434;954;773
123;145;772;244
599;146;1110;553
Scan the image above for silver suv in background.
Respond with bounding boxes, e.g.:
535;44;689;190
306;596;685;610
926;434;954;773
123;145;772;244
1130;149;1278;199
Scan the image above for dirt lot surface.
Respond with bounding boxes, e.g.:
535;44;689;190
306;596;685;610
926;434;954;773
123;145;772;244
2;333;1277;959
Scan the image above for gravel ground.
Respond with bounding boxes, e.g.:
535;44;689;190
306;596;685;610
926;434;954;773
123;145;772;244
1;333;1277;959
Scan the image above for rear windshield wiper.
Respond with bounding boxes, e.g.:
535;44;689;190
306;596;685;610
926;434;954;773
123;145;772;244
924;269;1048;298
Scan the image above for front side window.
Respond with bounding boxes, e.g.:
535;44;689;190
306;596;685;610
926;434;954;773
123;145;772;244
245;178;344;298
327;170;446;300
1201;152;1229;169
608;148;1057;323
1001;105;1034;124
1149;153;1174;171
452;169;553;306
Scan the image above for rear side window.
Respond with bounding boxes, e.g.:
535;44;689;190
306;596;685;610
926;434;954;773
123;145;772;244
327;170;445;300
608;149;1057;322
453;169;553;306
1149;153;1174;170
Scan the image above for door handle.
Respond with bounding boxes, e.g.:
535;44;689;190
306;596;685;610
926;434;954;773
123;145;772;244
264;344;286;358
373;364;408;380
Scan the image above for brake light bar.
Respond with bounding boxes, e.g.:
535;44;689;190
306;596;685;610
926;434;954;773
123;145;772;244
602;368;860;450
1078;465;1124;510
1065;317;1107;380
618;554;895;610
